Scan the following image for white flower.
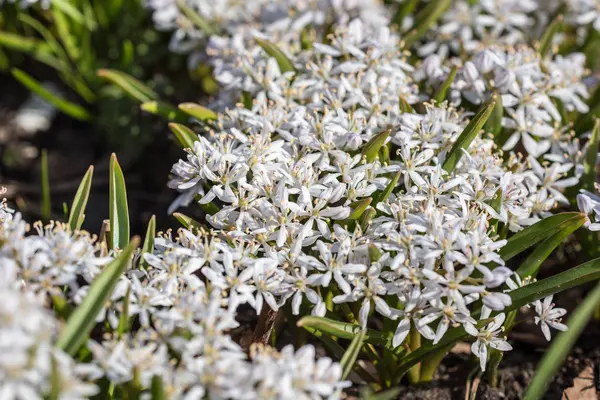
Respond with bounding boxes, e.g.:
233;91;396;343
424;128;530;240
534;295;568;341
465;308;513;371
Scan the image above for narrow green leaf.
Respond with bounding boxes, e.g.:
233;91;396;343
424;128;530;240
173;212;204;231
340;329;366;379
254;37;295;73
0;31;52;55
141;101;189;122
53;7;80;62
403;0;452;48
41;149;51;222
361;387;402;400
117;283;131;338
349;198;372;220
68;166;94;231
442;95;496;172
433;65;457;103
374;171;401;206
56;239;138;355
109;154;130;251
392;0;419;28
297;316;391;347
48;354;61;400
582;118;600;192
515;214;586;278
539;14;564;58
359;207;376;232
139;215;156;269
523;281;600;400
178;102;217;122
151;376;165;400
399;95;415;113
97;69;158;103
176;0;218;35
11;68;90;121
362;130;391;163
484;91;503;137
52;0;90;26
169;123;198;149
499;212;585;261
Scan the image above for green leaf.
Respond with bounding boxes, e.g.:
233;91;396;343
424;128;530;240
141;101;189;122
348;198;372;220
442;95;496;172
254;37;295;73
139;215;156;269
178;102;217;122
539;14;564;58
41;149;51;222
176;0;218;35
433;65;457;103
97;69;158;103
109;154;130;251
392;0;419;28
53;6;80;62
499;212;586;262
151;376;165;400
173;212;204;232
523;281;600;400
11;68;90;121
374;171;401;206
362;130;391;163
169;123;198;149
340;328;366;379
52;0;92;27
361;387;402;400
399;95;415;113
68;166;94;231
582;118;600;192
117;283;131;338
484;91;503;137
0;31;52;56
297;316;391;347
403;0;452;48
515;214;586;278
56;239;138;355
48;354;61;400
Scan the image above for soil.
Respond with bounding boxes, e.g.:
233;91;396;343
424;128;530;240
2;70;600;400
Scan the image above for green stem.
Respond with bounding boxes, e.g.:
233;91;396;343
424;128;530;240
419;343;453;382
407;324;421;384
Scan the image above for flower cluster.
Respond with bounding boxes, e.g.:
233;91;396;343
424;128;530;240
418;0;600;60
146;0;388;67
165;2;596;370
0;195;348;398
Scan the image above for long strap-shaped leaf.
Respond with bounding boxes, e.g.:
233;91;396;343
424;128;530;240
56;238;138;355
297;316;392;347
340;329;367;379
538;14;564;58
362;130;391;163
499;212;585;261
139;215;156;269
442;95;496;172
433;65;457;103
97;69;158;103
68;166;94;231
523;281;600;400
109;154;130;251
178;103;217;122
515;214;586;278
254;37;296;73
12;68;91;121
169;123;198;149
403;0;452;48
